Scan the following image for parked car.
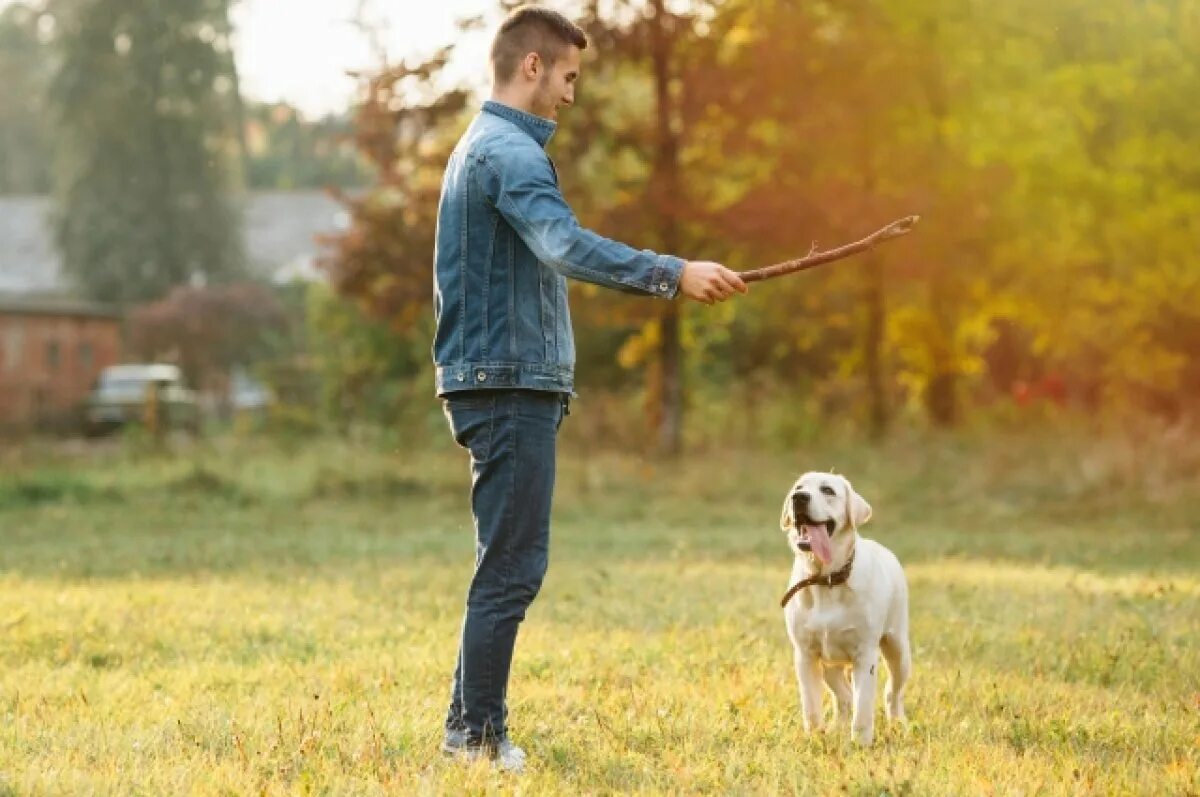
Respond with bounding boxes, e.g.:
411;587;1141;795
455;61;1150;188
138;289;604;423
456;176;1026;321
230;365;273;413
84;363;200;436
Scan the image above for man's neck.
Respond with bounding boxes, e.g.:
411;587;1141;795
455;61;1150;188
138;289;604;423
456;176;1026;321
489;89;541;120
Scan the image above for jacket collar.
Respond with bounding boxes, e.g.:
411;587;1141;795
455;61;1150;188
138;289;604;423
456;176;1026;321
482;100;557;148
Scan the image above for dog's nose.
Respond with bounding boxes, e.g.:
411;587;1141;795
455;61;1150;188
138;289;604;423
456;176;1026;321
793;491;811;505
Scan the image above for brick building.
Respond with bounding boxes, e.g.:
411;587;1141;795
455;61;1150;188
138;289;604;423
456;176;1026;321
1;191;344;432
0;296;122;431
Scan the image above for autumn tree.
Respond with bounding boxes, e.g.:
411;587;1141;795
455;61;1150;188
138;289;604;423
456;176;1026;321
321;0;1200;436
966;0;1200;417
126;282;288;394
551;0;724;455
318;48;469;335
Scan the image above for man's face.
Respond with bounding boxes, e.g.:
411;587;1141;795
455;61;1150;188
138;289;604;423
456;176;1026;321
531;45;581;121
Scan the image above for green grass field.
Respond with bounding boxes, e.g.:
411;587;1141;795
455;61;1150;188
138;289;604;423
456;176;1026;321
1;426;1198;795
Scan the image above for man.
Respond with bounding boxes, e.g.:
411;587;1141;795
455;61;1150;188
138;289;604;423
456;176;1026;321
433;5;746;772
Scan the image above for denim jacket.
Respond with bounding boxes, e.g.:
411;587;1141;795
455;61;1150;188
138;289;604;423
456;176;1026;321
432;100;685;396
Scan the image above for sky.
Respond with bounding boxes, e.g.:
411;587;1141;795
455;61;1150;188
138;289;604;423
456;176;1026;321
0;0;508;118
0;0;593;118
230;1;501;118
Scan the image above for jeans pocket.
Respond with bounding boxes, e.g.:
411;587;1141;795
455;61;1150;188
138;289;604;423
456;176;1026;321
444;396;496;459
556;395;569;431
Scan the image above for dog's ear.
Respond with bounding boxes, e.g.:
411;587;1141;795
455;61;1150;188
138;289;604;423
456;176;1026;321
843;478;873;530
780;487;795;532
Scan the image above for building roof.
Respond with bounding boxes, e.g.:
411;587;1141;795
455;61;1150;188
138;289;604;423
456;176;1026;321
0;196;58;294
0;293;121;320
0;190;351;297
241;190;350;284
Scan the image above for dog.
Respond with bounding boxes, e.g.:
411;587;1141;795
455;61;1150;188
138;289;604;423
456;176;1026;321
779;472;911;745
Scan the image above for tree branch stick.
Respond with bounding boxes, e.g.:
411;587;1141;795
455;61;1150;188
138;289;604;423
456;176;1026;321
738;215;920;283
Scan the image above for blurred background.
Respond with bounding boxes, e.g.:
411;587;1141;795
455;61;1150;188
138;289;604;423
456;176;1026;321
1;0;1197;454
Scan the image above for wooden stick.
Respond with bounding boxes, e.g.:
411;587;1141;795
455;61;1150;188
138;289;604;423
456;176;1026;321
738;215;920;283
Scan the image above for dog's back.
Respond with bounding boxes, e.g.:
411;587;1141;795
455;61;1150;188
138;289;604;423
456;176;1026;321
856;537;909;639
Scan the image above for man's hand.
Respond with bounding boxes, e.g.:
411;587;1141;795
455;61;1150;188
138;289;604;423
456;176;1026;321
679;261;749;304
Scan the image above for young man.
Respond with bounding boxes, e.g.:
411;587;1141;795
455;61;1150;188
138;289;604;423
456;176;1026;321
433;5;746;772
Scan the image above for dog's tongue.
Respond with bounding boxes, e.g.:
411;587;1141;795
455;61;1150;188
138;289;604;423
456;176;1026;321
805;524;833;565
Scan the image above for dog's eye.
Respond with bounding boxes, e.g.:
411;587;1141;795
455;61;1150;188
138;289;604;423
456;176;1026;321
820;485;836;497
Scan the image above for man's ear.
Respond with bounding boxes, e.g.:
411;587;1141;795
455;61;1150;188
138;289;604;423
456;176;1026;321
843;478;873;530
521;51;541;81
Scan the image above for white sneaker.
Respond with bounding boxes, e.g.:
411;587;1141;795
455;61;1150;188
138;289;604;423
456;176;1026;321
441;735;527;774
492;739;527;773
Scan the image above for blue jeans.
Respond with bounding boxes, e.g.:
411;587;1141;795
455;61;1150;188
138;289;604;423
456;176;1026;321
441;389;568;743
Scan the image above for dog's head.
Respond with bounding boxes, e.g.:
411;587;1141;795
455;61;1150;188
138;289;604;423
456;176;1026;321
779;472;872;564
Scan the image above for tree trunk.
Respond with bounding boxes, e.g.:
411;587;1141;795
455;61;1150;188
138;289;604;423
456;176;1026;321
926;273;957;427
649;0;683;456
226;33;250;190
921;17;959;428
863;254;889;440
856;139;889;442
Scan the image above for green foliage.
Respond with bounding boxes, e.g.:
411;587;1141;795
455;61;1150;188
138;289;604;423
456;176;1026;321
126;282;289;391
303;282;426;427
303;0;1200;432
967;0;1200;417
166;461;253;505
578;0;1200;425
48;0;245;306
0;3;54;193
257;402;324;445
243;101;370;190
318;49;470;331
0;470;121;508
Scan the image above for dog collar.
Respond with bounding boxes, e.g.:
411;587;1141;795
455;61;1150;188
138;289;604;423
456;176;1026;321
779;546;856;608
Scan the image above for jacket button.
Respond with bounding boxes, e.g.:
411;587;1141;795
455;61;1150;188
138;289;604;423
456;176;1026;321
457;372;465;382
477;372;487;382
659;282;669;292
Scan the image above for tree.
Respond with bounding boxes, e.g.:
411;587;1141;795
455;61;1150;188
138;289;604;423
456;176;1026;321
243;101;370;191
318;49;469;333
126;282;288;396
0;2;55;194
966;0;1200;417
319;0;1200;437
311;5;478;428
304;282;426;428
552;0;722;455
48;0;245;307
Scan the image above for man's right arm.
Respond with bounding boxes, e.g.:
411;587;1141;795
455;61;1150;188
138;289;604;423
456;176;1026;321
476;142;745;304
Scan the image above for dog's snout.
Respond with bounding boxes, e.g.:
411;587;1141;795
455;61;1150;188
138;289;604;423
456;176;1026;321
793;491;811;506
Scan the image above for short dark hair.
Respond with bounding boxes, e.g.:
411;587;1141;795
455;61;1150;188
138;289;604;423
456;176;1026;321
490;5;587;85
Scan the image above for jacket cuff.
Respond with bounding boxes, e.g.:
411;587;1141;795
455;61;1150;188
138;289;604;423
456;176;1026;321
648;255;686;299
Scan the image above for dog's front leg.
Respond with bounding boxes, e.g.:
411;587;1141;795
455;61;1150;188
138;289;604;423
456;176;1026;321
822;665;853;724
795;650;825;733
850;650;879;745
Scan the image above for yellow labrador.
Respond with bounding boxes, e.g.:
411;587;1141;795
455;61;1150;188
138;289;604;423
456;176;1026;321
779;472;911;745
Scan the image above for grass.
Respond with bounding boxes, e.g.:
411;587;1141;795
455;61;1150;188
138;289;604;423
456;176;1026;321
0;424;1198;795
